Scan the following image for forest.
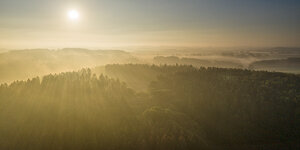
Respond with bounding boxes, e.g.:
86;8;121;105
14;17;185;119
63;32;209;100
1;0;300;149
0;64;299;150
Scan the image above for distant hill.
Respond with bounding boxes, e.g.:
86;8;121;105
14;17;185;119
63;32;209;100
267;47;300;53
0;48;138;83
249;57;300;74
153;56;243;68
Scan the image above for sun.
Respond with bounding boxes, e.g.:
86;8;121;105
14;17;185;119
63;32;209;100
68;10;79;21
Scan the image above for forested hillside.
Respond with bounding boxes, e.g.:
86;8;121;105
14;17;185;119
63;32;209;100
0;65;299;149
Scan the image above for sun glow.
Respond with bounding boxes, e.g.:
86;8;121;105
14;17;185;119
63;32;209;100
68;10;79;21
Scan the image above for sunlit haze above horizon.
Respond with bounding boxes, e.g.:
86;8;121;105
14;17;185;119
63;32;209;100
0;0;300;49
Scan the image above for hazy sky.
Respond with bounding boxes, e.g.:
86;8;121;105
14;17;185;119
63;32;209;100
0;0;299;49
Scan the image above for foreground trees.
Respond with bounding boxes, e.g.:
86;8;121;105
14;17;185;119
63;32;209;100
0;65;299;149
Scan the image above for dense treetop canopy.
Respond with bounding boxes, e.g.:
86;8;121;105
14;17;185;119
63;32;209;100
0;64;299;149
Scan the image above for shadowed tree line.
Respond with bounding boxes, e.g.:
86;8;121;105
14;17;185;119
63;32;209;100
0;64;300;150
